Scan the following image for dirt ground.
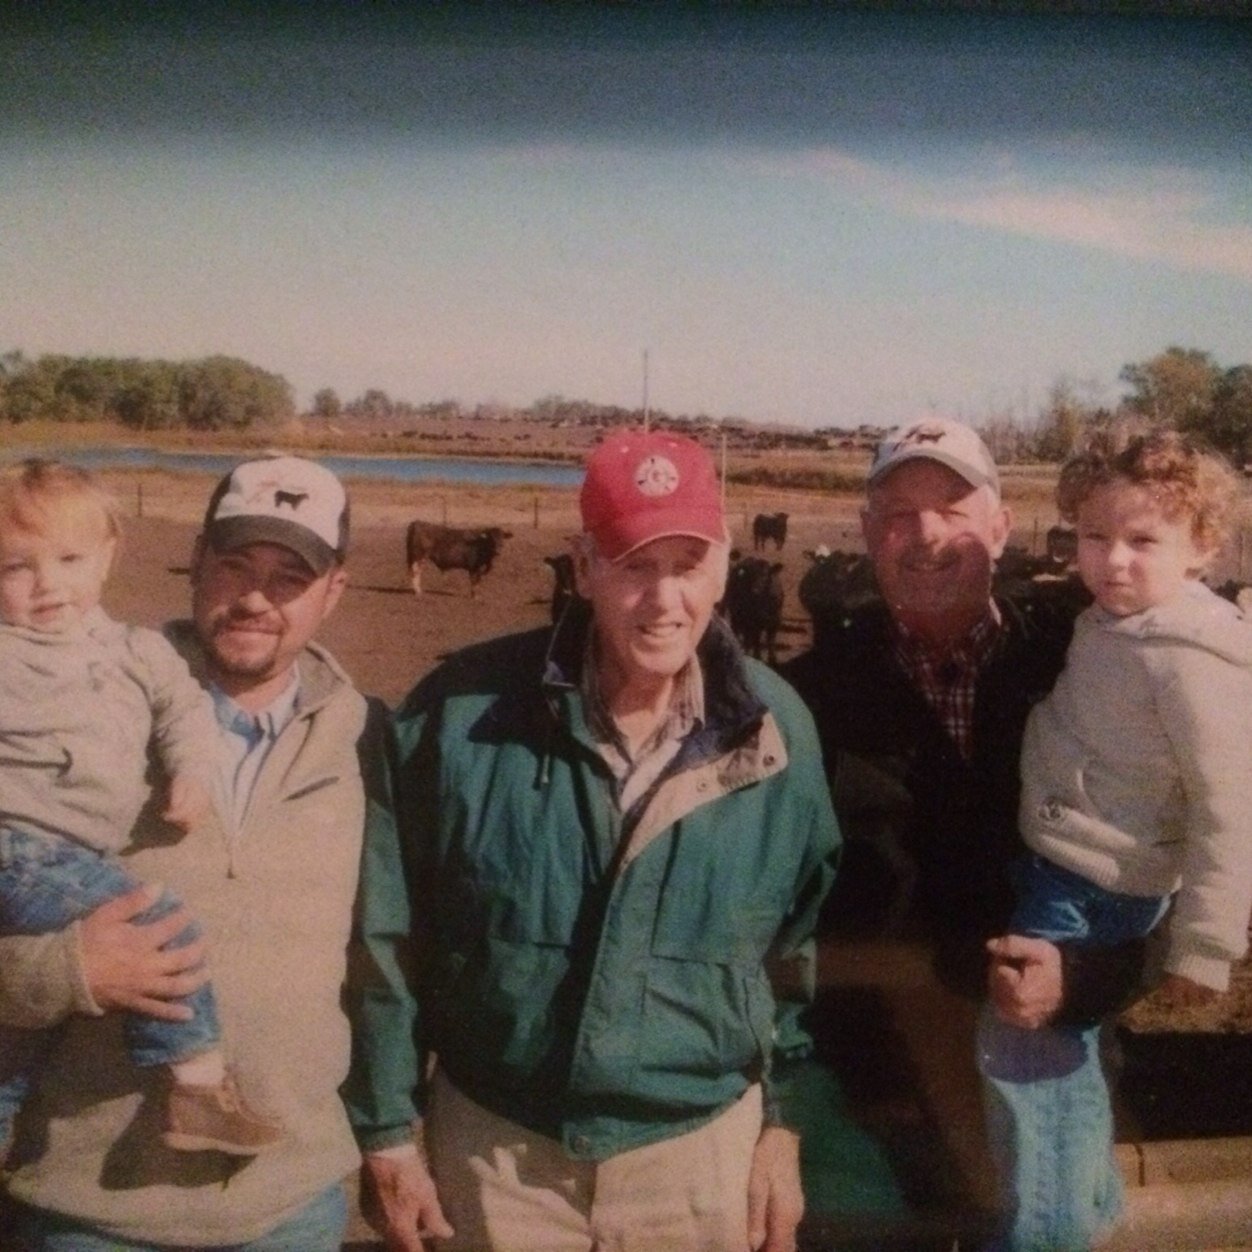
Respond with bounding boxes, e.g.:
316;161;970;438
97;469;1252;1114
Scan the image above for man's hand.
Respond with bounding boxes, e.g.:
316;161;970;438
79;885;207;1021
362;1149;454;1252
746;1125;803;1252
986;934;1063;1029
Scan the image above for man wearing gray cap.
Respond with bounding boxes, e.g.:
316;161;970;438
786;417;1063;981
0;455;378;1252
784;418;1147;1248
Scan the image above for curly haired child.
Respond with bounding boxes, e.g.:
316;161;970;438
981;428;1252;1251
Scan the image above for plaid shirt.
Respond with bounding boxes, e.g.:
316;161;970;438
890;607;1001;758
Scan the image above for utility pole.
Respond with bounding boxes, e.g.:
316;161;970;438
642;349;650;433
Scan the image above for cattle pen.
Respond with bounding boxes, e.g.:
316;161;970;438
39;462;1252;1249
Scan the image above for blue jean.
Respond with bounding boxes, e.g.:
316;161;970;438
0;825;220;1143
9;1181;348;1252
977;854;1169;1251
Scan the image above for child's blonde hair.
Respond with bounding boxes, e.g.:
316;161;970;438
1057;428;1241;555
0;459;123;546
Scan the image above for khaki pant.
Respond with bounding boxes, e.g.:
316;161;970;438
426;1070;763;1252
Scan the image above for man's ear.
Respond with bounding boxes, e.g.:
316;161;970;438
989;503;1014;561
320;565;348;621
571;537;596;600
188;535;208;583
101;534;120;580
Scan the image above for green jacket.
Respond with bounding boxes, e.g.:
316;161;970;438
345;613;840;1161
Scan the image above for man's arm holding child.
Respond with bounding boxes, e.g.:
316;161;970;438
0;886;206;1028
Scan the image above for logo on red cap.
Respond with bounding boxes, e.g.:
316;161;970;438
633;455;680;498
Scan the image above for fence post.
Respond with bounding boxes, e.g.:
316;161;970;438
136;480;144;518
533;495;539;529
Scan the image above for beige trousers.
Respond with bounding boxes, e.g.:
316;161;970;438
425;1069;763;1252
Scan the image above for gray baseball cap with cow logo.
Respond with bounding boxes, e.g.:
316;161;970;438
867;417;1000;496
203;454;350;575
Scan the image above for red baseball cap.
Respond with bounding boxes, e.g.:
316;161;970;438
580;430;728;561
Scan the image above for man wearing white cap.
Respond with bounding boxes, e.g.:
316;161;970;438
784;418;1149;1248
347;430;841;1252
0;455;379;1252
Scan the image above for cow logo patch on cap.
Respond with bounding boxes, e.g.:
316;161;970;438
868;416;1000;494
896;422;947;447
633;455;680;498
243;475;311;514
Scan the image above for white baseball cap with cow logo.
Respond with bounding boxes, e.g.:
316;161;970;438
868;417;1000;496
203;454;349;575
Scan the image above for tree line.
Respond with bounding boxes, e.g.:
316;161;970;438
2;345;1249;466
987;347;1252;467
0;352;294;433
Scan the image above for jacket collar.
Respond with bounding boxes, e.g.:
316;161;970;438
540;604;767;752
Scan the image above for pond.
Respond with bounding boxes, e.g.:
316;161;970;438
8;445;584;489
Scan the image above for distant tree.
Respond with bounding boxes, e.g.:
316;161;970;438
1209;365;1252;465
177;356;293;430
1119;347;1220;430
417;399;465;421
1;355;58;423
311;388;342;422
1119;347;1251;462
346;388;393;422
116;363;181;430
1032;377;1101;461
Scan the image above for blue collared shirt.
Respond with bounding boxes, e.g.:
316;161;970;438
210;677;300;834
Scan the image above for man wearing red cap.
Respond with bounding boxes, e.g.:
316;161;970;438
347;431;841;1252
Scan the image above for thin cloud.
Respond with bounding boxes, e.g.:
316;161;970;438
752;146;1252;284
920;182;1252;283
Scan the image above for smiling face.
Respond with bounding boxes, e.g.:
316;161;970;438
574;533;728;712
190;539;346;708
0;511;116;634
861;459;1011;647
1075;478;1212;617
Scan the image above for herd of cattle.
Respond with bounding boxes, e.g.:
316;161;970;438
404;513;1252;664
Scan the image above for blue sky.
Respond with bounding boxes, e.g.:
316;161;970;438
1;7;1249;429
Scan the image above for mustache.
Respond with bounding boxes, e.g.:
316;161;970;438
213;609;282;635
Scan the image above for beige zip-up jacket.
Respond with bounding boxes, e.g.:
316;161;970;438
0;624;371;1247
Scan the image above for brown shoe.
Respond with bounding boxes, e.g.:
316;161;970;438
162;1071;284;1156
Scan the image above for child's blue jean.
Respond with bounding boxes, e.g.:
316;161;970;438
0;825;221;1143
977;854;1168;1251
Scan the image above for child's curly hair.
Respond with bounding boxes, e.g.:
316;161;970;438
1057;427;1241;555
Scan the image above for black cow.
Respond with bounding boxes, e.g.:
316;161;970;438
752;512;788;551
1212;578;1252;614
1045;524;1078;568
405;521;512;596
798;548;878;650
724;555;784;664
543;553;578;623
